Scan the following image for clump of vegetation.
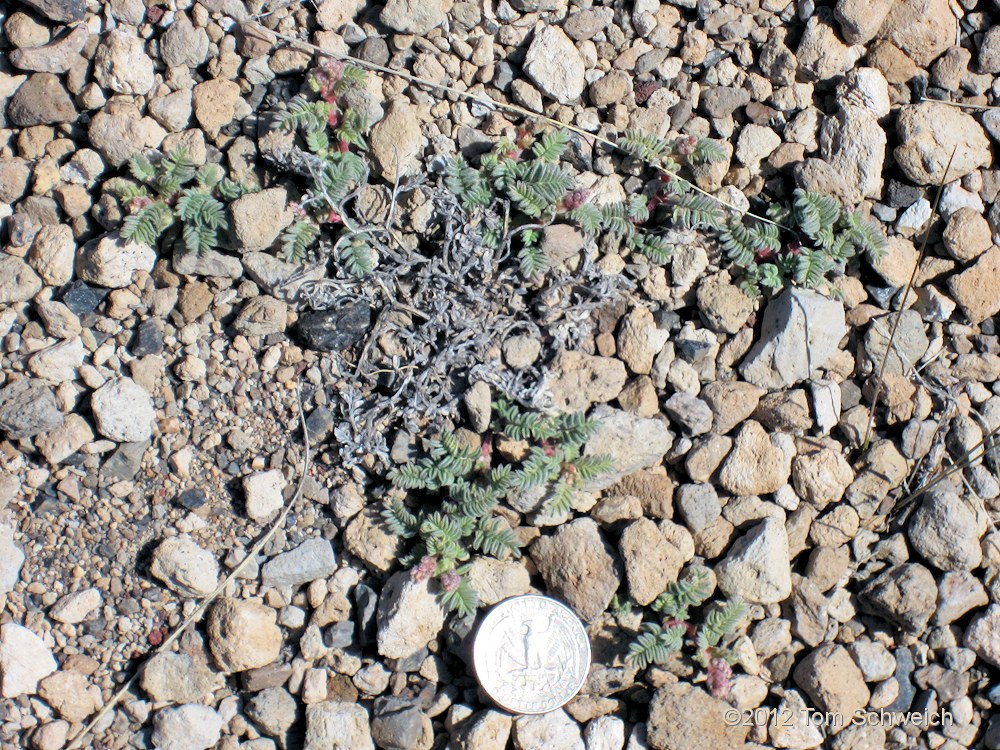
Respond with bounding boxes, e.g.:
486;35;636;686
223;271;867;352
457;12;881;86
625;568;747;699
630;127;887;294
381;396;613;617
117;148;252;255
268;59;375;272
444;127;726;279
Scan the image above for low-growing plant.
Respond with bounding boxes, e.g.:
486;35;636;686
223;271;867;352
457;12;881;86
443;127;725;278
381;396;614;617
268;58;376;272
117;148;253;255
631;128;888;295
626;568;747;699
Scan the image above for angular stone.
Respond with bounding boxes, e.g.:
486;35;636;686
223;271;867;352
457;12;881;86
524;26;586;104
0;378;62;439
0;623;57;697
6;73;76;126
908;489;984;571
619;518;683;606
647;682;749;750
530;518;620;621
376;571;446;660
543;351;628;411
91;377;155;442
715;517;793;604
207;599;282;673
76;232;156;289
296;303;371;352
793;643;870;717
261;538;338;589
718;421;794;497
858;563;937;633
895;102;991;185
581;407;674;491
0;256;42;305
305;701;375;750
150;536;220;598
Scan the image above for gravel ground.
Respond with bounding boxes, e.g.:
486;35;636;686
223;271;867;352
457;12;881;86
2;1;1000;750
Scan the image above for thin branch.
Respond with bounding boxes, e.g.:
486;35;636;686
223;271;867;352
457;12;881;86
66;383;312;750
861;147;957;451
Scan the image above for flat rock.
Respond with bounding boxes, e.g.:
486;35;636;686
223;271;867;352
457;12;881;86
467;556;531;606
37;670;100;723
6;72;76;126
376;571;446;659
372;697;433;750
530;518;620;621
0;623;57;697
380;0;447;34
895;102;991;185
262;537;338;588
793;643;870;716
524;26;586;104
878;0;956;67
208;599;282;673
513;709;584;750
819;104;885;203
907;490;984;571
718;420;794;497
296;303;371;352
91;377;155;442
963;604;1000;667
305;702;375;750
10;25;88;74
0;255;42;305
369;101;424;181
0;378;62;439
617;306;670;375
863;310;928;375
76;232;156;289
229;188;291;254
234;296;288;336
739;287;846;389
859;563;937;633
715;517;792;604
141;652;223;704
948;245;1000;324
18;0;86;22
543;351;627;412
151;705;223;750
581;406;673;491
150;536;220;598
0;527;25;597
243;469;287;522
27;224;75;286
49;588;102;624
647;682;749;750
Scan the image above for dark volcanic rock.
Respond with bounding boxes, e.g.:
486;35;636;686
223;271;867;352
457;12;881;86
18;0;87;22
295;303;370;352
7;73;77;126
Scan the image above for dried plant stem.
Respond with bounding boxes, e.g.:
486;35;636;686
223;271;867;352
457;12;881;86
66;383;311;750
860;147;957;451
240;20;787;230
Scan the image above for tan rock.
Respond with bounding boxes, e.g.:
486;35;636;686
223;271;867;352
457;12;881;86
895;102;991;185
208;599;282;673
619;518;683;605
947;245;1000;324
193;78;240;135
648;683;749;750
793;643;871;716
943;207;993;264
718;421;794;496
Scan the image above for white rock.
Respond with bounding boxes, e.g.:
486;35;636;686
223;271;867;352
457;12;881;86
305;701;375;750
584;715;626;750
243;469;287;522
0;526;25;596
735;124;781;169
740;287;846;390
896;198;932;235
514;709;585;750
91;377;155;442
151;536;220;598
93;28;155;95
376;571;446;660
49;588;102;623
76;232;156;289
582;406;674;491
0;623;57;697
151;704;224;750
715;517;792;604
380;0;446;34
28;337;85;384
524;27;586;104
819;104;886;202
964;603;1000;667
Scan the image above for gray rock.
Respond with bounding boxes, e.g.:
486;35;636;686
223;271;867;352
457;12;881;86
150;536;219;598
305;701;375;750
372;697;433;750
819;104;886;203
739;287;846;389
524;26;586;104
0;256;42;305
907;490;984;571
530;518;620;621
863;310;928;376
380;0;447;34
453;709;512;750
715;517;793;604
151;705;223;750
584;715;626;750
581;406;673;491
91;377;155;442
542;351;628;412
18;0;86;22
895;102;992;185
0;378;62;439
161;12;210;69
376;571;446;659
514;709;584;750
173;247;244;278
262;538;338;588
935;570;989;625
674;484;722;534
663;393;713;436
847;640;896;682
859;563;937;633
964;604;1000;667
246;687;297;742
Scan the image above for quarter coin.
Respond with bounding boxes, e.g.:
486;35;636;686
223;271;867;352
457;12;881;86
472;594;591;714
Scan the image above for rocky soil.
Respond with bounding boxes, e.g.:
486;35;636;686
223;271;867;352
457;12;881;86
2;1;1000;750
